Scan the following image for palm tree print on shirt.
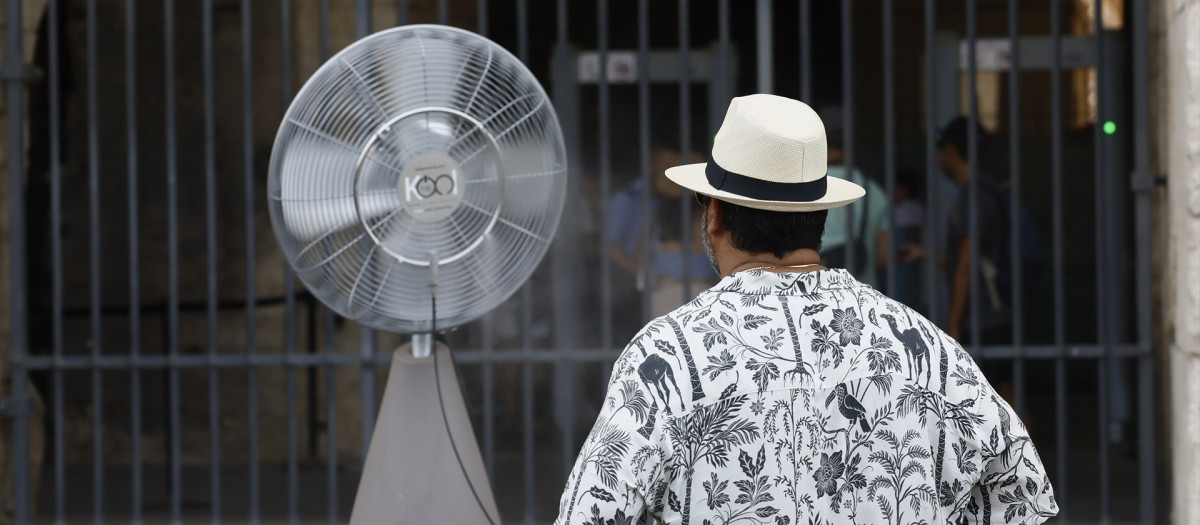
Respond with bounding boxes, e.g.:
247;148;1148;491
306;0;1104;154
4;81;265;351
555;269;1057;525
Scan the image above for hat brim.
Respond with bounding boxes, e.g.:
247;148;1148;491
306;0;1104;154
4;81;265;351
664;162;865;212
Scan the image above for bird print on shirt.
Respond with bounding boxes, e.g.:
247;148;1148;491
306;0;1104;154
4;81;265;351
826;383;871;433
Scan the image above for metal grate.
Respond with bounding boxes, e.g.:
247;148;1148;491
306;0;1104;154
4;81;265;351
2;0;1158;523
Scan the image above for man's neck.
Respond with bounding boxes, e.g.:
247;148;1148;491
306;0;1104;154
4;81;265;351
720;249;823;277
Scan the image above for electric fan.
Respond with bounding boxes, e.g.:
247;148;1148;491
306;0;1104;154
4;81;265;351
268;25;567;524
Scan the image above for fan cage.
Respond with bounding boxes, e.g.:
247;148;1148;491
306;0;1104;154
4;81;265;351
268;25;567;334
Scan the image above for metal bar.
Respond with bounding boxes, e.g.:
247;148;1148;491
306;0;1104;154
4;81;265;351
1138;356;1155;523
1130;0;1155;520
482;313;495;476
638;0;651;323
477;4;494;481
86;0;106;520
320;0;330;61
202;0;223;520
553;0;574;484
48;0;67;521
397;0;408;26
281;0;300;521
598;0;612;352
1007;0;1025;415
719;0;730;109
522;287;535;524
13;343;1149;370
438;0;448;25
307;299;318;457
324;309;338;525
1050;0;1068;517
240;0;260;519
966;0;981;354
3;0;30;520
164;0;184;519
518;0;528;65
679;0;692;301
357;0;371;38
799;0;810;102
123;0;143;519
923;0;938;325
478;0;488;35
756;0;772;93
356;0;378;473
317;11;335;522
883;0;896;297
841;0;855;273
1092;2;1110;519
556;0;566;46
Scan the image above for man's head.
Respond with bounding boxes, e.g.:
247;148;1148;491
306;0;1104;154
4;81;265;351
935;116;987;187
661;94;864;275
696;194;828;275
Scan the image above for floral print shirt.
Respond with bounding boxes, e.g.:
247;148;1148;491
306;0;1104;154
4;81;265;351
555;269;1057;525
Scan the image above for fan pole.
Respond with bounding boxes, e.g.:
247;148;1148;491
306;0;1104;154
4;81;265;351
349;341;500;524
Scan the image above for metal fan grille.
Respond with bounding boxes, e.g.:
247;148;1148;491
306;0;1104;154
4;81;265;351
268;25;566;333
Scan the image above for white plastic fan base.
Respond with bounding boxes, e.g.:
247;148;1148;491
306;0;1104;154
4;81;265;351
349;343;499;525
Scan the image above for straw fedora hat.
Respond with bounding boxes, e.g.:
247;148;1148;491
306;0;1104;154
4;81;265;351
665;94;864;212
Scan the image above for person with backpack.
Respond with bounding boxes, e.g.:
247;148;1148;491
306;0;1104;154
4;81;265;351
935;116;1045;345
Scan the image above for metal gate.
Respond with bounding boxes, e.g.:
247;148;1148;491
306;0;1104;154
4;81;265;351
2;0;1158;523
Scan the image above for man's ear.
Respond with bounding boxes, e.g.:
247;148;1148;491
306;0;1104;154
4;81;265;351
706;199;724;236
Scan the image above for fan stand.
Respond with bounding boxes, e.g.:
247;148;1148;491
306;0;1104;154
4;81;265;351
349;336;500;525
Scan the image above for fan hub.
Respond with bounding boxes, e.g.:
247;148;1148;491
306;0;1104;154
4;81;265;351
397;152;465;223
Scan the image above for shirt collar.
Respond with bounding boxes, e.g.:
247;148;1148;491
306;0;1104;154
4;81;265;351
710;268;862;296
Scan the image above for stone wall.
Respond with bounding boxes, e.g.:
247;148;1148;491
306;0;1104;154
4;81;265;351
1150;0;1200;523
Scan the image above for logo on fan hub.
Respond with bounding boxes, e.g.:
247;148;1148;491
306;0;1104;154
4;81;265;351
398;153;464;223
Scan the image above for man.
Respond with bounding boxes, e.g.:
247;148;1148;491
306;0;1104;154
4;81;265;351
817;106;890;288
555;95;1056;525
936;117;1012;343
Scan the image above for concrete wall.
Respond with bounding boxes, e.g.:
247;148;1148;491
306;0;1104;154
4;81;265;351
1150;0;1200;523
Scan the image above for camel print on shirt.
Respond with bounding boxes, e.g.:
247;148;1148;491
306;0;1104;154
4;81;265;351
555;269;1057;525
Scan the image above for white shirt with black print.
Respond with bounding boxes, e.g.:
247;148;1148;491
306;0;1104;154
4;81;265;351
555;268;1057;525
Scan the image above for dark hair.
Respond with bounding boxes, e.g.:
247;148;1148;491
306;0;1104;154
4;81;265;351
936;116;988;159
896;168;921;193
698;194;828;258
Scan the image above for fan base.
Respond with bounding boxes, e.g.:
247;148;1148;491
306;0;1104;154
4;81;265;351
349;342;500;525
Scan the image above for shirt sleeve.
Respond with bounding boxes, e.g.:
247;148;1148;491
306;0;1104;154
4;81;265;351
958;390;1059;524
554;344;670;525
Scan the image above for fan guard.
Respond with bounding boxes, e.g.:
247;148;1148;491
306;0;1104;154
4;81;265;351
269;25;567;333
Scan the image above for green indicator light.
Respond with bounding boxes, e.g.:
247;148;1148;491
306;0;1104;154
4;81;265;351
1103;121;1117;135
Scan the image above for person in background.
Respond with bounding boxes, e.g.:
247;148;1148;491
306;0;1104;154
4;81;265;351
608;148;717;319
817;106;890;287
607;148;686;280
645;175;718;318
935;117;1011;344
880;168;928;309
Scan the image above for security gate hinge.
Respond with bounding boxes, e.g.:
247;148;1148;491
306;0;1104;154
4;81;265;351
1130;171;1166;193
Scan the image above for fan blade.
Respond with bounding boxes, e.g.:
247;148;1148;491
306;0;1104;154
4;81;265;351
279;190;398;243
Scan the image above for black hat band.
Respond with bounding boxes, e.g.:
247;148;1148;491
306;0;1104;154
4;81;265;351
705;159;828;202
